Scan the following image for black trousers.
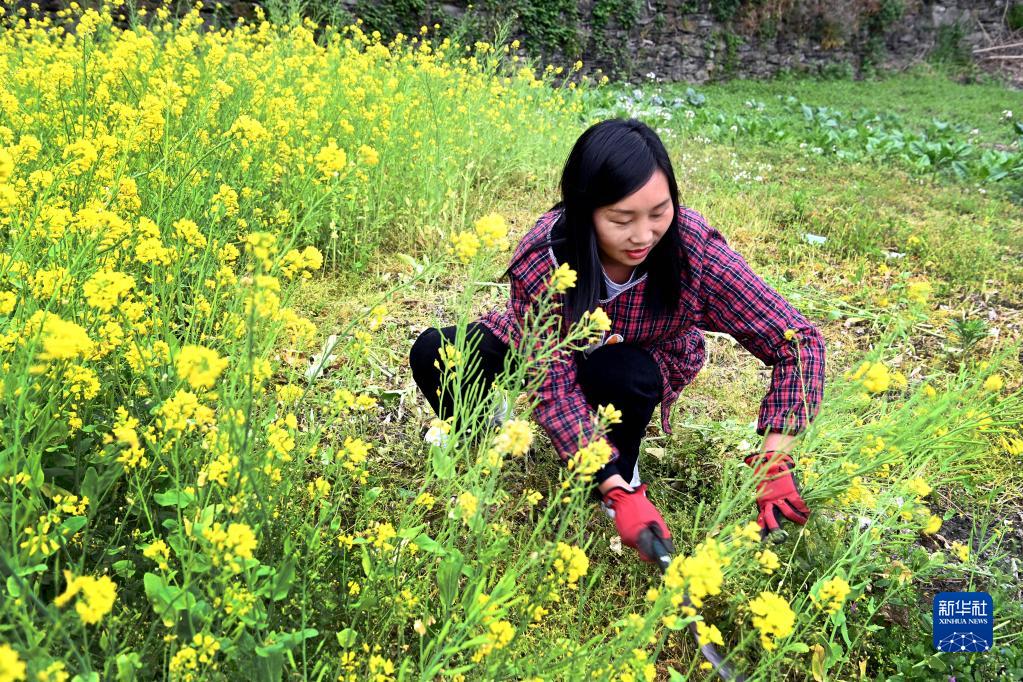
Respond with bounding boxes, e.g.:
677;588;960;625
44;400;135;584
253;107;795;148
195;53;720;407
408;322;662;485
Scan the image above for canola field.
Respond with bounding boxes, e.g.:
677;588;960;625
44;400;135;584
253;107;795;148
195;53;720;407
1;2;1022;680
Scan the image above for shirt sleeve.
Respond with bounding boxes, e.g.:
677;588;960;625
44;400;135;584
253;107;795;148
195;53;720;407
695;224;826;436
507;271;621;469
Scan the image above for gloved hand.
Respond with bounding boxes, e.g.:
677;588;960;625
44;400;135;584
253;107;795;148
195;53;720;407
744;450;811;541
602;483;673;562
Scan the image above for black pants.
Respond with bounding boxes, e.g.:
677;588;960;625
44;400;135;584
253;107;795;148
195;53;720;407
409;322;662;485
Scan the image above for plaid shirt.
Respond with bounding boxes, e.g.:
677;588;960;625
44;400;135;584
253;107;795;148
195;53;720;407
477;205;826;466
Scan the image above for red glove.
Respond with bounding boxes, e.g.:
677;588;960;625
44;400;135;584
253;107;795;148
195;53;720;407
744;451;811;540
602;484;673;562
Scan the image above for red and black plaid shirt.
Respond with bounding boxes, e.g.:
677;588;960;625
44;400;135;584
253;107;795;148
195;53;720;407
477;205;826;466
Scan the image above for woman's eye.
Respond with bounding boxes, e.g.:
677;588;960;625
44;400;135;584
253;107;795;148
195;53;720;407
612;221;630;226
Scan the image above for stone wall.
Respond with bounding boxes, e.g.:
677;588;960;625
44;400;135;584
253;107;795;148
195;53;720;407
8;0;1021;83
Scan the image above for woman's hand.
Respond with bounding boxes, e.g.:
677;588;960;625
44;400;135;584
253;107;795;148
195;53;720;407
602;484;673;562
745;450;811;541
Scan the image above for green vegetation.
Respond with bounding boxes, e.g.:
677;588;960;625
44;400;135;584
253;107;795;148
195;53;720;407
1;1;1021;679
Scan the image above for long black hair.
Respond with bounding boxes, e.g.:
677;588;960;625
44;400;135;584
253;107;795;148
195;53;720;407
503;118;688;327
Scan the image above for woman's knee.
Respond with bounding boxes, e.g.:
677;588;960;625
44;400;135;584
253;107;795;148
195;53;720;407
581;344;662;401
409;327;443;375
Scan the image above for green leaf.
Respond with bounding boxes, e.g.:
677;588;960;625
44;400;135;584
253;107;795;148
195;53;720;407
7;576;20;598
153;489;194;508
271;559;296;601
112;560;135;579
438;549;464;607
413;533;446;556
788;642;810;653
668;669;686;682
81;467;100;502
336;628;358;648
61;516;88;534
432;446;454;480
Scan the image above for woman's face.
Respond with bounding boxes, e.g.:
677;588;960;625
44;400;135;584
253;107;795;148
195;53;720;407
592;169;673;277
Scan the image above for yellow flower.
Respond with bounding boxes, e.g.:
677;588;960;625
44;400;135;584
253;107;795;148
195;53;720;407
143;539;171;571
922;514;942;534
906;477;931;499
906;280;932;305
553;542;589;587
748;591;795;651
54;571;117;625
492;419;532;456
447;230;480;264
1000;435;1023;456
951;541;970;562
82;270;135;311
0;643;25;682
598;403;623;425
783;328;796;341
358;144;380;166
755;549;780;574
814;576;851;615
473;213;509;250
663;540;725;608
983;374;1004;392
568;438;612;476
549;262;577;293
175;345;228;390
26;311;94;361
922;384;937;398
314;138;347;179
696;621;724;646
585;307;612;332
456;491;479;522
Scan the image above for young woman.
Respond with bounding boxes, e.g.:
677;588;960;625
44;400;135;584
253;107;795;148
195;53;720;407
409;118;826;561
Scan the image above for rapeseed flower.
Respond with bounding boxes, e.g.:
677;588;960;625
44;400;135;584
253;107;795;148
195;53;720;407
906;280;932;305
175;345;228;390
549;262;577;293
26;311;94;361
54;571;117;625
0;644;26;682
568;437;612;476
553;542;588;587
1001;435;1023;456
755;549;780;574
584;307;612;332
983;374;1004;392
845;360;892;394
813;576;851;615
473;213;508;250
456;491;479;522
696;621;724;646
82;270;135;311
447;230;480;263
922;513;942;534
492;418;532;457
906;477;931;499
748;591;795;651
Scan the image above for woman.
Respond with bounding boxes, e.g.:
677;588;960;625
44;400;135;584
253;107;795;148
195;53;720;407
409;118;825;561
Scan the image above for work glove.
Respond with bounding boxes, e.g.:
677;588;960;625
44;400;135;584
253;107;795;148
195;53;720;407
602;483;674;562
744;450;811;541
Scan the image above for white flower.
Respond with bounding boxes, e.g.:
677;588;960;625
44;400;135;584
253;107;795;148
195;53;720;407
1003;110;1013;119
424;425;451;448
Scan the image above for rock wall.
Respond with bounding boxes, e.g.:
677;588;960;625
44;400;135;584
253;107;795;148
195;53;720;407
7;0;1019;83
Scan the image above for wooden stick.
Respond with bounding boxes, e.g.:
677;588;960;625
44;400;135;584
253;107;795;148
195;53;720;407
980;54;1023;60
973;41;1023;54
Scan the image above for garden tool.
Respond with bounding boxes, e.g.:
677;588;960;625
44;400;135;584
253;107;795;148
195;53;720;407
636;524;748;682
